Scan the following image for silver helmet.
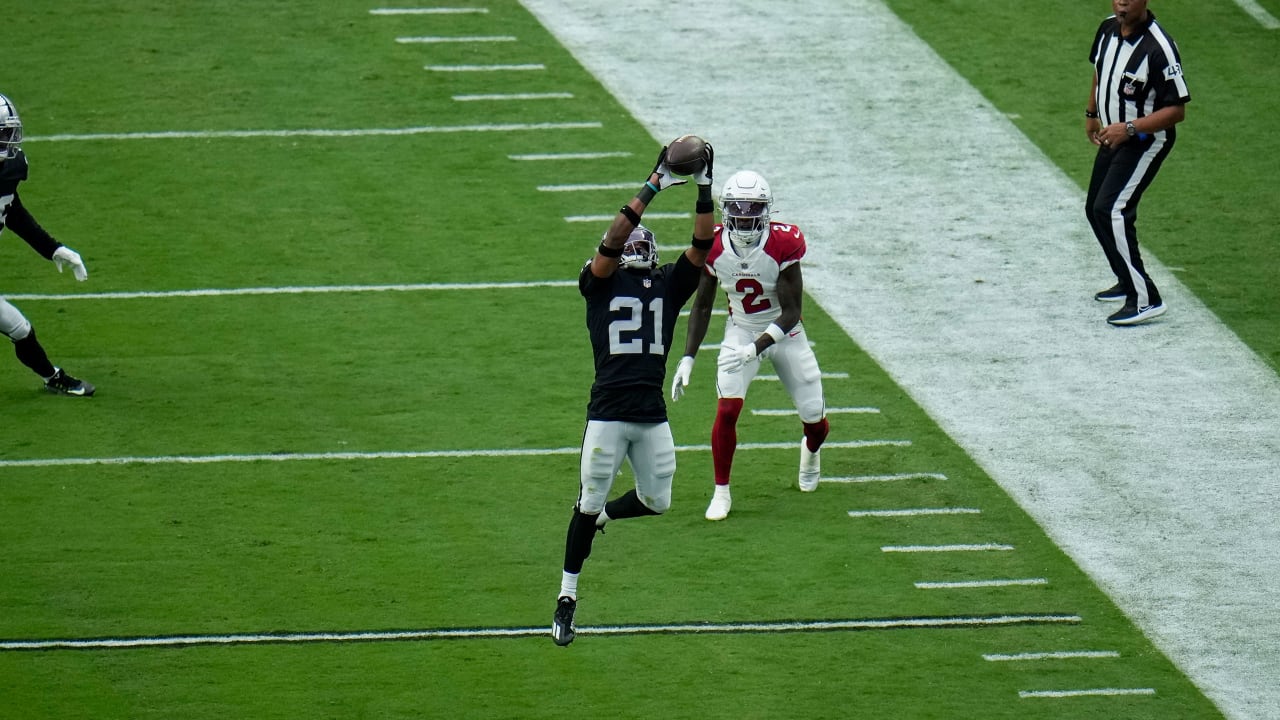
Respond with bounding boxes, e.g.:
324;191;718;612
618;225;659;270
0;94;22;161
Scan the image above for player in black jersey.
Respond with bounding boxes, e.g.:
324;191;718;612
553;141;715;646
0;93;95;396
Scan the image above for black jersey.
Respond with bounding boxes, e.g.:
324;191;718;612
0;150;59;258
580;252;702;422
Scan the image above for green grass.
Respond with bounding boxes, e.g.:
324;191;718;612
0;0;1258;718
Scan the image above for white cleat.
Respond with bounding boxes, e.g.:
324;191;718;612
705;485;732;520
799;438;820;492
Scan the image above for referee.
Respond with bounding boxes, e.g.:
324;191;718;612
1084;0;1190;326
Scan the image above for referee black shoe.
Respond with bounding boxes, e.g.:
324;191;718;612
1094;283;1126;302
552;596;577;646
1107;302;1167;326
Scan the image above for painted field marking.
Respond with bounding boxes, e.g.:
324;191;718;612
848;508;981;518
454;92;572;101
984;650;1119;662
1232;0;1280;28
0;439;910;470
426;64;545;72
916;578;1048;590
825;473;947;484
1019;688;1155;699
754;372;849;381
7;281;579;302
369;8;490;14
539;182;636;192
25;122;601;143
396;35;515;43
569;212;689;222
679;308;729;318
0;613;1082;652
510;151;631;161
751;406;878;416
883;544;1014;553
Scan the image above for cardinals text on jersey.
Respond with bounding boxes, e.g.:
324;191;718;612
705;222;806;332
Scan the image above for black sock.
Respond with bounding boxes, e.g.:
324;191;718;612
562;507;600;575
604;489;660;521
13;329;56;378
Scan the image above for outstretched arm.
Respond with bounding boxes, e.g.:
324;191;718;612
591;146;687;279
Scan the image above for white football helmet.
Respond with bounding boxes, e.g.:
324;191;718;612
618;225;659;270
721;170;773;250
0;94;22;161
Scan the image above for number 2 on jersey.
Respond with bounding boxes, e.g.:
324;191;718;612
736;278;773;314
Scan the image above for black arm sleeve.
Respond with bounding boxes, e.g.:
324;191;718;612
3;193;61;260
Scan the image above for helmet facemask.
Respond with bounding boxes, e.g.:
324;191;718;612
0;94;22;161
720;170;773;250
618;225;659;270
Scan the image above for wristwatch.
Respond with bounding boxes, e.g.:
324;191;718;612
1125;121;1137;137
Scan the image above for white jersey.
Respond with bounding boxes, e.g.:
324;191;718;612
705;222;807;332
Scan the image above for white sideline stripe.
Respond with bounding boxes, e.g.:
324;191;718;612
511;151;631;160
454;92;572;101
848;508;981;518
539;182;635;192
427;64;544;72
568;212;689;222
7;281;578;302
396;35;516;43
916;578;1048;590
1232;0;1280;28
0;440;910;469
0;613;1082;651
751;406;878;416
883;544;1014;553
370;7;489;14
754;372;848;381
679;308;728;318
1020;688;1156;699
984;650;1120;662
825;473;947;484
25;122;601;143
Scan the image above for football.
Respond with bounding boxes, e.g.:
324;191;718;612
664;134;707;176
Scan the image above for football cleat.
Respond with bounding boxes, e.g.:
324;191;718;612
1107;302;1166;326
552;596;577;646
799;438;820;492
1094;283;1126;302
45;368;95;397
705;485;732;521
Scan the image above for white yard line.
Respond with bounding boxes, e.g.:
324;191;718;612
25;122;600;143
0;613;1080;652
984;650;1119;662
519;2;1280;717
1232;0;1280;28
369;8;489;15
7;281;578;302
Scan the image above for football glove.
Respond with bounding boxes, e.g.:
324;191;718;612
671;355;696;401
650;146;688;191
717;343;758;373
52;246;89;282
692;142;715;187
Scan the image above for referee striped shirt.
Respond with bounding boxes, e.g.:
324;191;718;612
1090;12;1190;134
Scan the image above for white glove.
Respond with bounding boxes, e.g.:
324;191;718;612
692;141;715;187
671;355;696;401
53;246;89;282
717;343;758;373
650;146;689;191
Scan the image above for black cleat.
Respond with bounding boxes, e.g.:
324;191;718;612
1107;302;1167;326
1094;283;1126;302
45;368;95;397
552;596;577;646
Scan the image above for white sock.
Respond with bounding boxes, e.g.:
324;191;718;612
714;484;731;499
559;571;579;600
595;509;611;527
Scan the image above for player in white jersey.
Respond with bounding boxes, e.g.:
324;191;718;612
671;170;829;521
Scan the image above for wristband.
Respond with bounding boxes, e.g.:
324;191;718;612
696;185;714;214
763;323;785;344
637;183;657;204
619;205;641;226
597;242;623;258
1085;109;1099;119
691;235;713;251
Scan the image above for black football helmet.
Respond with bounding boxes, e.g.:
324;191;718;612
0;94;22;161
618;225;659;270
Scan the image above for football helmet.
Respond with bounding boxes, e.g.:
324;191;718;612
0;94;21;161
618;224;659;270
720;170;773;250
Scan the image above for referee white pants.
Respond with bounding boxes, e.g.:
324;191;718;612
578;420;675;514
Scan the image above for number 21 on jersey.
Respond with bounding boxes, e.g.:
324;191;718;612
608;296;665;355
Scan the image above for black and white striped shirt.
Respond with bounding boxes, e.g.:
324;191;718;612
1090;12;1190;133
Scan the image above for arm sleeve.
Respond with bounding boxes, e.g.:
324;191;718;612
4;193;62;260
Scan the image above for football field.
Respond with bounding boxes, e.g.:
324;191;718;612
3;1;1278;719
